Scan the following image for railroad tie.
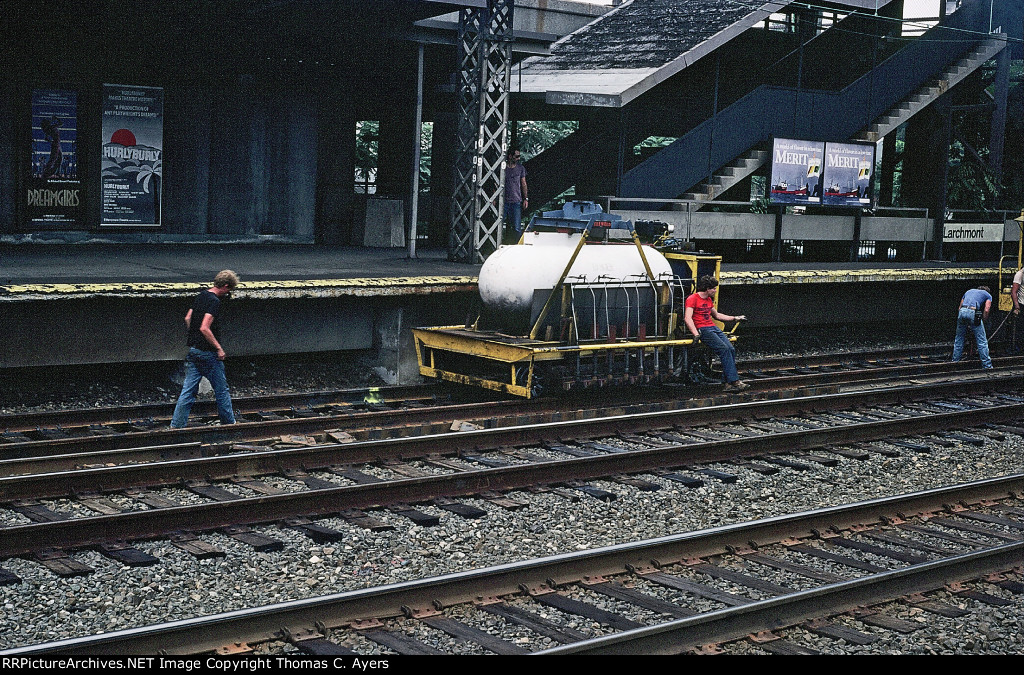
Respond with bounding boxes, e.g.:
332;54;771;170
729;459;780;476
0;566;21;586
784;543;890;573
480;603;589;644
338;509;394;531
419;616;530;655
95;541;160;567
656;471;705;488
802;618;878;646
824;536;930;565
283;517;348;543
357;628;447;655
432;497;487;519
220;525;285;552
291;638;357;656
692;563;793;597
848;608;921;634
747;631;821;655
389;504;441;527
589;581;697;618
641;572;752;607
169;533;226;560
739;552;848;584
689;468;738;483
33;549;93;577
531;592;646;632
902;593;970;618
947;582;1014;607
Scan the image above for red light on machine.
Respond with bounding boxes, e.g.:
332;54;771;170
593;221;611;228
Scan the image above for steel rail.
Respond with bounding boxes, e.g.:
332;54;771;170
2;380;1023;557
0;346;989;457
2;356;1019;465
541;540;1024;654
0;383;438;431
8;473;1024;656
0;373;1018;482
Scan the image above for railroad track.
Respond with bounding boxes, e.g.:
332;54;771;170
1;348;1018;463
0;344;959;438
2;374;1023;570
10;474;1024;655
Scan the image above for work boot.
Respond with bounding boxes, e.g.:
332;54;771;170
724;380;749;391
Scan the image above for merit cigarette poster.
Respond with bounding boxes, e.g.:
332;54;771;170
769;138;823;205
101;84;163;226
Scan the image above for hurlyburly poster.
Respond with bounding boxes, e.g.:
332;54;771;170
27;89;82;228
101;84;163;226
822;141;874;206
769;138;823;205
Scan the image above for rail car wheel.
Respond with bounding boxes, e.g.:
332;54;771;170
514;364;546;398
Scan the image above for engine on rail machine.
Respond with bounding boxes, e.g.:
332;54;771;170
412;201;735;398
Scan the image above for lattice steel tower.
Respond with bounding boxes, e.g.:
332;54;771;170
449;0;514;263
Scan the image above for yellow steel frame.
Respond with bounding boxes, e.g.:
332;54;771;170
413;325;738;399
997;211;1024;312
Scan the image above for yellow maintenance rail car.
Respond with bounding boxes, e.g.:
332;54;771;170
412;201;732;398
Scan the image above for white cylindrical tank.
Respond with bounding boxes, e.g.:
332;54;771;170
479;231;673;315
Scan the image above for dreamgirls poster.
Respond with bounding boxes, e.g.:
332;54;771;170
822;142;874;206
101;84;163;226
27;89;82;228
769;138;823;205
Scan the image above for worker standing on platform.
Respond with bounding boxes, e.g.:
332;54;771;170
684;275;749;391
504;148;528;239
170;270;240;428
951;285;994;369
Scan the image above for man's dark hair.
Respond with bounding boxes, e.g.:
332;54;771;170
978;285;991;293
696;275;719;292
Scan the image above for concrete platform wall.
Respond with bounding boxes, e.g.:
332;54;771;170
0;273;998;375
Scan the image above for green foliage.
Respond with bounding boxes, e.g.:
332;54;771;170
633;136;677;155
512;121;579;161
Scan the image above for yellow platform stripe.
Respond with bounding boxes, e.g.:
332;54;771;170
721;268;1000;283
0;268;1001;298
0;276;479;299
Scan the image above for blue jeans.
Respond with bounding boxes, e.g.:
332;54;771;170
699;326;739;383
504;201;523;234
170;348;236;427
952;307;993;368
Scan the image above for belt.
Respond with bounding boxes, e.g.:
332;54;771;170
961;305;977;310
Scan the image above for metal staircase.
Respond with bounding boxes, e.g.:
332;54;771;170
617;0;1005;205
681;148;769;202
678;35;1005;206
851;37;1006;143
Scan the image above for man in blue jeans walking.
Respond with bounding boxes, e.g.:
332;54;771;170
171;270;240;428
951;284;994;369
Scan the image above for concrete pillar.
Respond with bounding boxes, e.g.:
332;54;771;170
0;81;14;233
428;111;458;248
316;88;356;245
371;305;422;385
377;102;417;237
162;87;211;235
208;81;266;236
878;133;898;207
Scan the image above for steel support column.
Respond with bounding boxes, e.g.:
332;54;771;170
449;0;514;263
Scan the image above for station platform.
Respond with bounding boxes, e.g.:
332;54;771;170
0;243;999;297
0;243;1007;375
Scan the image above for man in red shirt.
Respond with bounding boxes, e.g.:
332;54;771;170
683;275;748;391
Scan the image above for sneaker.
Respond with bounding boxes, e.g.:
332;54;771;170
724;381;749;391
